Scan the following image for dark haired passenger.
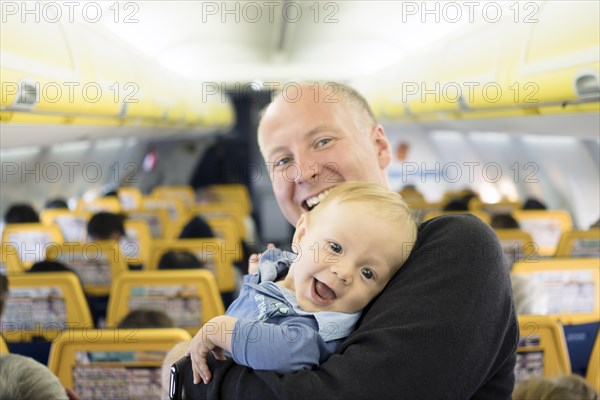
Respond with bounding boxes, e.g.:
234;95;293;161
179;216;214;239
4;204;40;224
491;214;521;229
118;309;175;329
28;260;76;274
45;198;69;209
443;197;470;211
158;251;205;270
87;212;126;241
523;197;547;210
0;274;7;318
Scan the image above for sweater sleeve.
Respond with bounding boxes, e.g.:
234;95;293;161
230;317;333;374
183;215;518;400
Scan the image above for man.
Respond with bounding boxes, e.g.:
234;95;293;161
168;82;518;399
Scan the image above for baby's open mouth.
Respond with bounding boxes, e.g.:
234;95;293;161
312;278;336;304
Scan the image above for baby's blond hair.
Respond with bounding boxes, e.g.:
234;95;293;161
309;182;417;268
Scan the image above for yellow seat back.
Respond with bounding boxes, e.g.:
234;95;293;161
494;229;537;267
39;209;91;242
48;328;191;397
142;197;190;238
106;269;225;336
587;330;600;392
0;335;9;354
46;241;127;296
555;229;600;257
206;216;243;263
512;258;600;318
149;239;236;292
1;223;64;267
151;185;196;209
470;199;521;216
512;210;573;257
204;184;252;215
77;197;122;213
123;219;153;267
1;242;25;274
1;272;93;342
191;203;246;241
516;315;571;381
117;186;143;211
126;209;171;239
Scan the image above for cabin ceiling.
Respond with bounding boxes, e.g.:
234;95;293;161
98;1;467;85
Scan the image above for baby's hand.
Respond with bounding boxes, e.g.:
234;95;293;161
248;253;260;274
186;327;225;385
248;243;275;275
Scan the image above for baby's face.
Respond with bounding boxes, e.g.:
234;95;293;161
290;201;407;314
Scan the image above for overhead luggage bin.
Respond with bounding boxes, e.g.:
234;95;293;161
0;19;80;115
511;1;600;110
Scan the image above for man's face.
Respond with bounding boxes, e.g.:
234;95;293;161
259;88;392;225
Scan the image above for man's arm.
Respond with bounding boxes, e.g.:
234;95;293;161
186;215;518;399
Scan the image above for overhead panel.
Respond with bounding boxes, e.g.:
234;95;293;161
512;1;600;110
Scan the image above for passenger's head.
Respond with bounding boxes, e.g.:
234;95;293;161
4;203;39;224
257;82;392;225
0;354;68;400
443;198;469;211
512;374;599;400
158;250;204;270
28;260;74;274
178;216;214;239
286;182;417;314
87;212;126;241
0;274;8;318
45;198;69;209
117;309;175;329
523;198;547;210
491;214;520;229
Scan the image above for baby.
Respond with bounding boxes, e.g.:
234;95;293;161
187;182;417;384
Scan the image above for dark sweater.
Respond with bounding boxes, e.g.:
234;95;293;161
184;214;518;400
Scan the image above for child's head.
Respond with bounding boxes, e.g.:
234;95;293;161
287;182;417;314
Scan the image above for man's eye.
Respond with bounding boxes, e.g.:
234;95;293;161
361;268;374;280
328;242;342;254
275;157;291;167
315;138;332;148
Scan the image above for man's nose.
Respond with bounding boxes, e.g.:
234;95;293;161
294;152;319;184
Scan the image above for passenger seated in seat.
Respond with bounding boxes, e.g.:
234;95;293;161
513;374;599;399
187;182;417;384
86;212;126;241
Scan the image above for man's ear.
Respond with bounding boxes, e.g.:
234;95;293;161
372;125;392;170
292;213;307;245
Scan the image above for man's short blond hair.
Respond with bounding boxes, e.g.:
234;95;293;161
257;81;378;152
309;182;418;268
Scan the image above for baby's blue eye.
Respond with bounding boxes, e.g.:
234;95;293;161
361;268;374;280
328;242;342;254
